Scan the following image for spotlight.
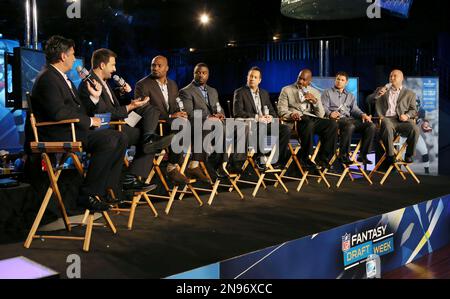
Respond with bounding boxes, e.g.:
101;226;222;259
199;13;210;25
189;48;196;53
88;41;93;46
273;35;280;41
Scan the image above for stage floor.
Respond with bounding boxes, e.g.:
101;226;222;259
0;174;449;278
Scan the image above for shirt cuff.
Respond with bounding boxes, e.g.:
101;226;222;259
90;95;100;105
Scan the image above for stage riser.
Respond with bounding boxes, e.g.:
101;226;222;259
169;194;450;279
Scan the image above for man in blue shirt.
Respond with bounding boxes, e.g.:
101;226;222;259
322;72;376;165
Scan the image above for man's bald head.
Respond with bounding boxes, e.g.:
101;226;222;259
389;69;404;88
151;55;169;79
297;69;313;87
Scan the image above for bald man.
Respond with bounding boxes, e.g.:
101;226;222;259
135;55;191;184
370;69;419;164
277;69;338;169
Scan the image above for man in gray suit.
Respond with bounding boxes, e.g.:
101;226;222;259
179;63;226;180
277;69;338;169
369;69;419;164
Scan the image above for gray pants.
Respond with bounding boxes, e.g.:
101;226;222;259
380;117;419;157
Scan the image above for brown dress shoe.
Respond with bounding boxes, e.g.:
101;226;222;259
167;168;190;185
185;167;210;183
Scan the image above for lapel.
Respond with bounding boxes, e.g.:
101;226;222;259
244;86;258;114
91;72;115;107
150;78;169;112
191;82;212;112
167;80;178;112
396;88;406;109
49;65;81;105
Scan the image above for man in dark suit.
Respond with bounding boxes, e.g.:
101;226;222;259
179;63;232;179
369;69;419;164
27;36;131;211
134;55;191;184
233;66;290;170
78;48;172;185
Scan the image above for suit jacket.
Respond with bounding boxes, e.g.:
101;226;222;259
233;86;276;118
27;65;91;143
373;87;417;119
179;81;223;120
134;75;179;120
277;83;325;129
78;71;128;120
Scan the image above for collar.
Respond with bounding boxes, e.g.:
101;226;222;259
332;86;348;94
156;78;168;86
391;85;403;92
50;64;68;80
247;85;259;94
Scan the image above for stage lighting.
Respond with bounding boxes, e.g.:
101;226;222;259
199;14;210;25
189;48;196;52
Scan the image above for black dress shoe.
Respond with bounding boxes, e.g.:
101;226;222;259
357;155;373;165
255;161;267;172
103;194;125;205
301;158;318;170
78;195;111;212
142;134;174;154
404;156;414;164
386;156;398;165
227;163;243;174
316;158;330;169
122;174;157;192
216;165;228;179
338;155;353;165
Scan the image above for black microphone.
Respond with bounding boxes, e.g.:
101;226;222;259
76;66;97;90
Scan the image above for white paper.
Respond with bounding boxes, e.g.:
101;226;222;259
125;111;142;127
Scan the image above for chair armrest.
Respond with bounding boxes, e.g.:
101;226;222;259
109;121;127;125
35;119;80;127
158;119;167;124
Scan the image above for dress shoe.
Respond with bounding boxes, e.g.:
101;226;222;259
216;165;228;179
255;161;267;172
167;168;190;184
142;134;174;154
122;174;157;192
103;194;125;205
386;156;398;165
338;155;353;165
316;157;330;169
404;156;414;164
357;155;373;165
78;195;111;212
227;163;243;174
301;158;318;170
271;163;283;170
185;167;210;183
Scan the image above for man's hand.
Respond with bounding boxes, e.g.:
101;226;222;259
291;112;301;121
171;111;188;119
213;113;225;121
330;111;340;120
208;115;222;121
87;80;102;98
376;86;388;98
304;92;317;104
127;97;150;111
399;114;409;122
90;117;101;128
119;83;132;95
362;114;372;123
258;115;273;123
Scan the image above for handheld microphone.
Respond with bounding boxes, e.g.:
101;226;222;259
216;102;223;114
375;83;392;99
112;75;127;88
176;97;184;112
76;66;97;90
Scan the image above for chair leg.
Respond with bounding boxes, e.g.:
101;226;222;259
252;173;266;197
102;211;117;234
207;179;221;205
405;165;421;184
296;170;309;192
380;165;395;185
83;213;95;252
165;186;179;215
127;194;141;230
142;193;158;217
187;184;203;206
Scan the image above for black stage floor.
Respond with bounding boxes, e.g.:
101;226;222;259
0;175;449;278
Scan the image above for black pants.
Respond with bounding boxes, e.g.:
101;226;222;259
296;116;338;161
81;129;127;198
121;104;161;177
251;122;290;164
380;117;419;157
337;118;376;157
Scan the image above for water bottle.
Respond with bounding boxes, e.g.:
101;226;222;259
263;105;269;116
176;97;184;112
216;102;223;114
366;254;381;279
